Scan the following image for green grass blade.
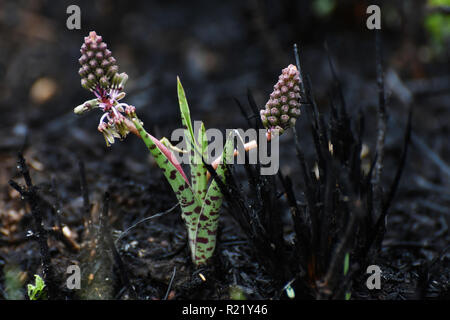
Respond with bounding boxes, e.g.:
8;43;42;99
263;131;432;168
193;122;208;201
177;77;208;203
344;252;350;276
177;77;195;143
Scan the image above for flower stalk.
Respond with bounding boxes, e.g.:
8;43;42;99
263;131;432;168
75;32;236;266
260;64;302;136
74;32;303;266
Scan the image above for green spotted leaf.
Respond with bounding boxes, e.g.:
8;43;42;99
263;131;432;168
193;122;208;202
133;79;235;266
192;132;234;265
133;119;200;217
177;77;195;143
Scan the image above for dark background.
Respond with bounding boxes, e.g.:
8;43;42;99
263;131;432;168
0;0;449;299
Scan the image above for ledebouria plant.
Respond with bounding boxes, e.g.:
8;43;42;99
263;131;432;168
74;32;234;266
260;64;302;137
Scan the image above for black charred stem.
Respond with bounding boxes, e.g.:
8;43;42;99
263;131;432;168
371;30;388;231
276;171;310;273
202;146;293;289
366;107;412;254
50;177;63;230
246;89;264;129
98;192;138;299
218;39;410;299
8;153;59;299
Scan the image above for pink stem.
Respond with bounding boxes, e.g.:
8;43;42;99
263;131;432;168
124;118;267;183
124;118;189;184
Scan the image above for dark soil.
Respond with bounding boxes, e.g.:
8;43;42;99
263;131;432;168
0;0;449;300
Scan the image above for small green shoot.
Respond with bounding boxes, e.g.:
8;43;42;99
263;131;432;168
343;252;350;276
27;275;47;300
343;252;351;300
229;285;246;300
285;284;296;299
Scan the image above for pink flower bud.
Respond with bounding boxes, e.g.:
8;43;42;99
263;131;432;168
101;60;110;68
95;68;104;77
79;55;87;64
281;115;290;123
99;76;109;87
268;116;278;125
81;79;89;89
107;65;118;77
261;64;302;134
78;32;123;92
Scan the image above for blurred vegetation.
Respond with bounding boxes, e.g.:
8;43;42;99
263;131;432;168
425;0;450;54
4;264;24;300
313;0;336;17
229;285;246;300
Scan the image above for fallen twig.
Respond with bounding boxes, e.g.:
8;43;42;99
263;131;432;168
163;266;177;300
115;203;179;245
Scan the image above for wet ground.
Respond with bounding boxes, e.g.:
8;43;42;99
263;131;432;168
0;0;449;300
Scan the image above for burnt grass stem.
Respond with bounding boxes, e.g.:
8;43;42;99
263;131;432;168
8;153;59;299
206;38;412;299
78;159;91;219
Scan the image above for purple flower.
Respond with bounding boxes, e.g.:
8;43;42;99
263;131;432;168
75;32;135;147
260;64;303;136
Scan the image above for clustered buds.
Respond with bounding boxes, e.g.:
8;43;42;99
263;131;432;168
79;31;119;91
75;31;135;147
74;72;129;115
260;64;302;136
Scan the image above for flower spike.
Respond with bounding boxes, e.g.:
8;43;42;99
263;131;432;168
79;31;119;91
260;64;302;136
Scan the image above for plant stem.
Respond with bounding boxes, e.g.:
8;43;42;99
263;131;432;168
210;140;258;170
124;117;260;181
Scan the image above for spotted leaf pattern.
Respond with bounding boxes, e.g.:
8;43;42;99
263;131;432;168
132;79;232;266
